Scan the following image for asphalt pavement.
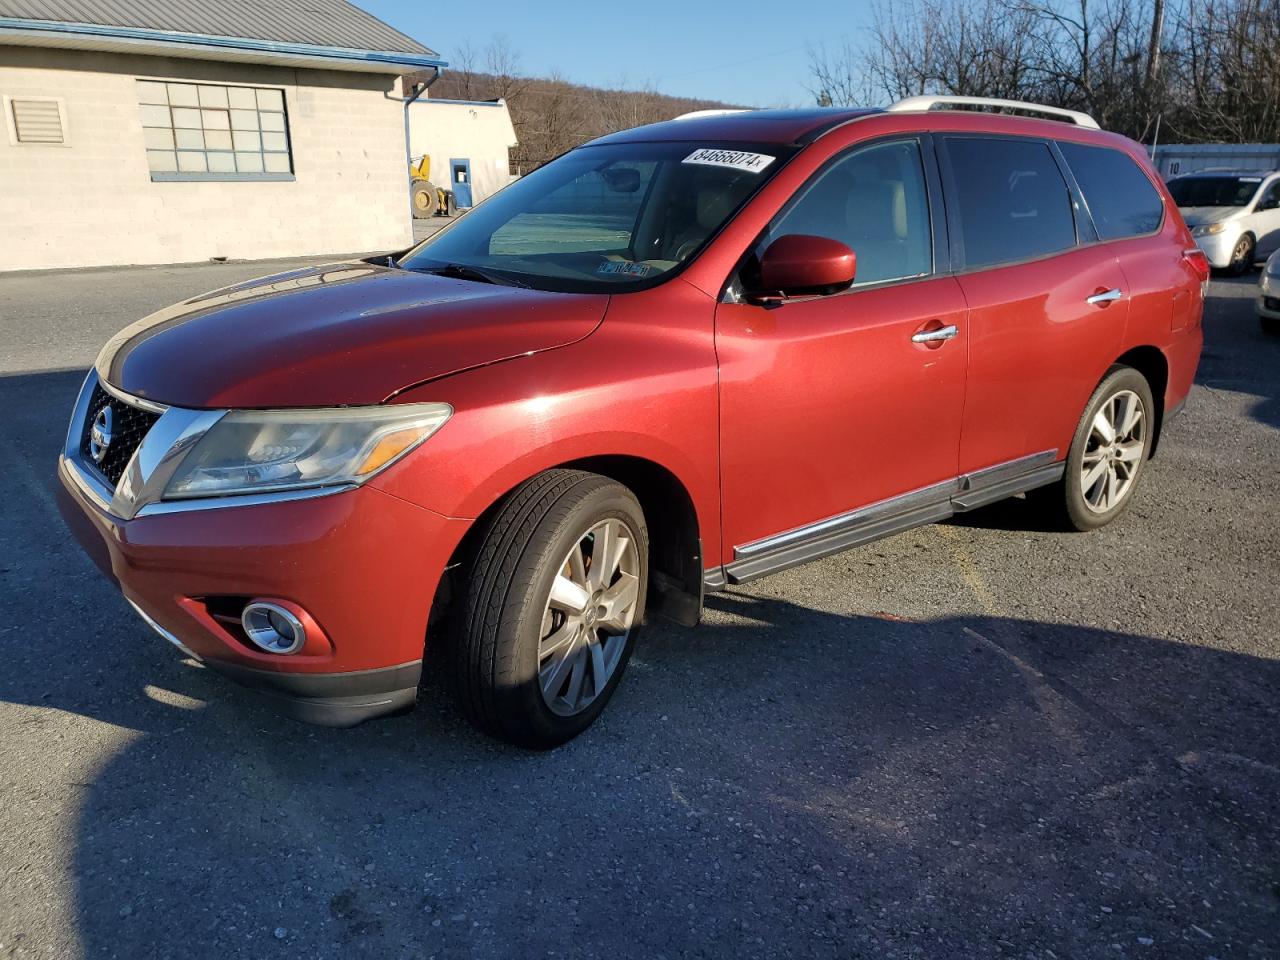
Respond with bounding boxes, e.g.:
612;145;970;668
0;261;1276;959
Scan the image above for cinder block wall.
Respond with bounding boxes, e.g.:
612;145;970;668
0;46;413;271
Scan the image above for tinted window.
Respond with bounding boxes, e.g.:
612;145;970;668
1059;142;1163;240
763;139;932;285
1167;176;1262;208
944;137;1077;269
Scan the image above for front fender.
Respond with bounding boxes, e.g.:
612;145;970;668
369;284;721;563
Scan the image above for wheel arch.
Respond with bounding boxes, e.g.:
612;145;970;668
440;454;706;631
1113;345;1169;457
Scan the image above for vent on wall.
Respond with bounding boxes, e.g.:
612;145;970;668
8;98;66;144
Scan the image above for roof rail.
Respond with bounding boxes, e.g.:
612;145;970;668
887;95;1100;129
673;109;750;121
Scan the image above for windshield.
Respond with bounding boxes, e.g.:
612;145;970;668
1167;176;1263;208
399;141;795;293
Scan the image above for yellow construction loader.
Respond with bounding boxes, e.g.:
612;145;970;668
409;156;454;219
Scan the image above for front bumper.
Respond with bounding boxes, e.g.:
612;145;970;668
57;455;469;726
1257;275;1280;318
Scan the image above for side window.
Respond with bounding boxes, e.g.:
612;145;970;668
1059;142;1164;239
763;139;933;285
943;137;1076;269
1259;181;1280;211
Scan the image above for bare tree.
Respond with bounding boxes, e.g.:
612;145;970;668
806;0;1280;143
483;35;529;104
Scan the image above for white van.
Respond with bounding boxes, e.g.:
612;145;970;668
1169;172;1280;274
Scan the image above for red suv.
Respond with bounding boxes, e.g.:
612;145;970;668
59;97;1205;747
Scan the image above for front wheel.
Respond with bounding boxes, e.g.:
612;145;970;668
453;470;648;748
1034;367;1155;532
1226;234;1256;276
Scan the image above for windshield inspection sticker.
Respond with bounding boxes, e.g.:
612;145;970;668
682;148;775;173
597;260;653;278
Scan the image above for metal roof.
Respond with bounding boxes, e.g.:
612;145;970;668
0;0;435;56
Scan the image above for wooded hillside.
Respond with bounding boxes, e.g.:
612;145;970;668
430;39;741;172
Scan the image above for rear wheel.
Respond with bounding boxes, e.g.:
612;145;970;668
1034;367;1155;531
453;470;648;748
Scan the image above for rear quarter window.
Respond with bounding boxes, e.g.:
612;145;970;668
1059;142;1163;240
943;137;1077;270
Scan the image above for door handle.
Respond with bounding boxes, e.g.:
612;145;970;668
911;324;958;344
1086;288;1124;306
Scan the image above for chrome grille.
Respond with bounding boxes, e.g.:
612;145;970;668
78;383;161;488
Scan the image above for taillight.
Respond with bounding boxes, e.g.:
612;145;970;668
1183;247;1211;283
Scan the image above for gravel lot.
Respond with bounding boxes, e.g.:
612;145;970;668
0;261;1276;959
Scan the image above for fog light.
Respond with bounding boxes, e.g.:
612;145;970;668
241;601;307;655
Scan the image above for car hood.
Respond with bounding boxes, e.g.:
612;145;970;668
97;262;609;408
1178;206;1242;227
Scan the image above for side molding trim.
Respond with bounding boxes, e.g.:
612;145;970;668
718;450;1062;585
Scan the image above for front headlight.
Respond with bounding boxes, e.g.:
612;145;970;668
162;404;452;500
1193;222;1227;237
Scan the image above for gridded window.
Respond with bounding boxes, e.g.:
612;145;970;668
136;80;292;179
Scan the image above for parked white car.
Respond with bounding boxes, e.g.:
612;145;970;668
1168;172;1280;275
1258;250;1280;335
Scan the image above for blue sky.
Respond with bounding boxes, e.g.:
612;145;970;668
353;0;873;107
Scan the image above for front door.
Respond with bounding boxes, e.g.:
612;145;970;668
451;158;473;208
1251;178;1280;258
716;137;968;579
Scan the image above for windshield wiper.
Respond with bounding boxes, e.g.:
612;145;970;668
420;262;529;288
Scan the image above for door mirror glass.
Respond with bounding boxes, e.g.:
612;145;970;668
747;234;856;302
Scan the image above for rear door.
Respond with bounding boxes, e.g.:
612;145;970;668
937;135;1128;475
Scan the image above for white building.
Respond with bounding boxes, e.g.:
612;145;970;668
0;0;446;271
408;97;517;209
1152;143;1280;180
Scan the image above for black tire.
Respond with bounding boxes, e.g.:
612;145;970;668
1033;366;1156;532
1261;315;1280;336
453;470;648;749
410;180;436;218
1226;234;1256;276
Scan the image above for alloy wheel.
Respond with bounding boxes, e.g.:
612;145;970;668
1231;237;1253;272
538;518;640;716
1079;389;1146;513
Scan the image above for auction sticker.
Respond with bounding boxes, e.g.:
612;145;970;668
682;148;775;173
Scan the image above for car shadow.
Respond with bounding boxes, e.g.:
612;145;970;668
1;370;1276;958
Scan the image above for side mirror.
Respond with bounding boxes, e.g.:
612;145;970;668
747;234;856;303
